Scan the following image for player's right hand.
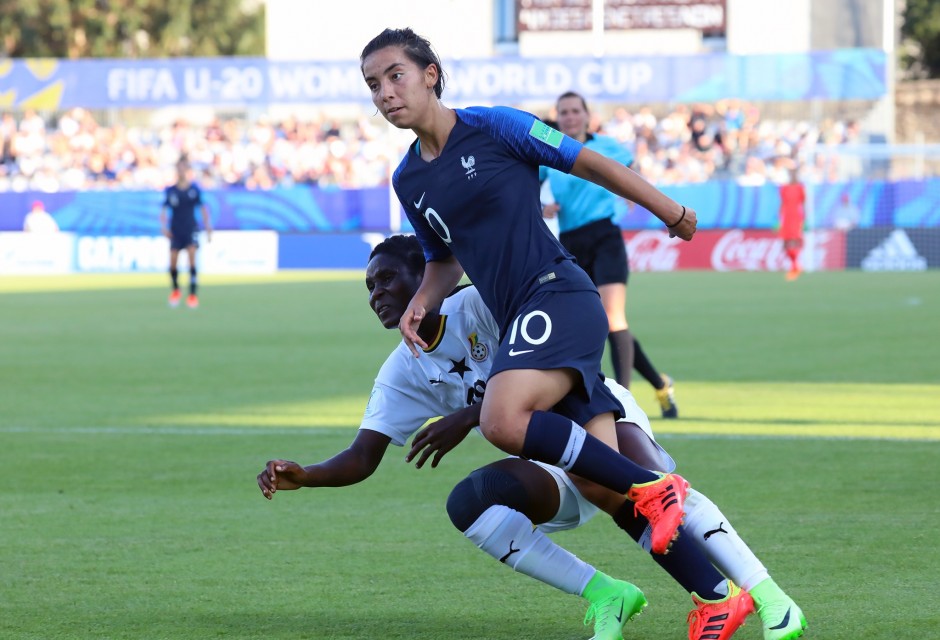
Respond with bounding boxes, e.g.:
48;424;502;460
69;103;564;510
542;203;560;219
257;459;304;499
399;300;429;357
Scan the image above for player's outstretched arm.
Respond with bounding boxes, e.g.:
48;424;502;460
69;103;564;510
570;147;697;241
406;403;482;469
257;430;392;499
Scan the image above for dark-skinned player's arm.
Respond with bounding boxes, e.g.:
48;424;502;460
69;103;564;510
406;403;482;469
257;429;392;500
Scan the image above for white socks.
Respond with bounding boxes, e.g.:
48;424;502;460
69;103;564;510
463;505;595;596
682;488;770;591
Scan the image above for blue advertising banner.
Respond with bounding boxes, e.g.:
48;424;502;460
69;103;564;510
3;178;934;235
0;49;885;109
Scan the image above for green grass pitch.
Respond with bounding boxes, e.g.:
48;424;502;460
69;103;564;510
1;270;938;639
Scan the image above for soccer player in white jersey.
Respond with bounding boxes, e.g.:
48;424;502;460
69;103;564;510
361;27;695;558
258;235;806;640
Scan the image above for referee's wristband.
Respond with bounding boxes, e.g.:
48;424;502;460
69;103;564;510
666;206;686;228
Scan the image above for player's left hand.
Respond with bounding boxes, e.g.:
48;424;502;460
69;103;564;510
257;459;305;499
406;414;475;469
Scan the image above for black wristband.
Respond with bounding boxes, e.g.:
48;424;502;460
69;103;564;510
666;206;686;228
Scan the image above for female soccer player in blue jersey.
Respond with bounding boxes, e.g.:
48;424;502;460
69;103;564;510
542;91;679;418
161;158;212;309
361;27;696;555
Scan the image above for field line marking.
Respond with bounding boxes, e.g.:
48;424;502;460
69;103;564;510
1;424;938;443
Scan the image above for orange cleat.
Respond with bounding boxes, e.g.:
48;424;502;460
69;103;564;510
688;581;755;640
168;289;182;307
186;294;199;309
627;473;689;554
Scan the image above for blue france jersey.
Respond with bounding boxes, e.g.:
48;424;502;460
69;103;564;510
163;183;203;234
393;106;598;331
540;134;634;233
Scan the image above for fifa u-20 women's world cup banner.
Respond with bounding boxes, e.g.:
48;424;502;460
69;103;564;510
0;49;884;110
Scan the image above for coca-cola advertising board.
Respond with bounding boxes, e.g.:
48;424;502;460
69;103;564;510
623;229;847;272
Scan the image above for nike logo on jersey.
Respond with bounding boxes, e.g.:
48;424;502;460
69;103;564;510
414;192;425;208
508;349;533;356
499;541;520;563
703;522;729;540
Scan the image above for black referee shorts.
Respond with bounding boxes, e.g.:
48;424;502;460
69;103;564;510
559;217;629;286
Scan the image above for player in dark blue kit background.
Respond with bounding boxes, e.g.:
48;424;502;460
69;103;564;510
161;158;212;309
361;28;698;564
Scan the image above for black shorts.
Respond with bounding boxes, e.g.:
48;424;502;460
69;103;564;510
170;229;199;251
559;218;629;286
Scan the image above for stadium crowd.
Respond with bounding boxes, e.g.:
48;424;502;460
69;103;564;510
0;99;862;193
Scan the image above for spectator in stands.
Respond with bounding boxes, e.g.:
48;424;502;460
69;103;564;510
832;192;861;231
23;200;59;233
737;156;768;186
0;105;863;193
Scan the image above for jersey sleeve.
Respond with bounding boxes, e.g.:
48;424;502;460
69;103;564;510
458;106;583;174
193;185;203;205
358;348;440;446
359;382;432;446
162;187;170;207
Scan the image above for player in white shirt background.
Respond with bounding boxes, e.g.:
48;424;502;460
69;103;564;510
257;235;806;640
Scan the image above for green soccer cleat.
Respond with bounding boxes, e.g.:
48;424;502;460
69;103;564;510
656;374;678;419
582;574;648;640
751;579;807;640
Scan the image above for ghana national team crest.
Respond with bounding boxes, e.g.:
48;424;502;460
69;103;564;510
468;332;488;362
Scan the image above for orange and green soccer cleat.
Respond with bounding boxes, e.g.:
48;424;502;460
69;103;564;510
627;473;689;554
688;581;755;640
